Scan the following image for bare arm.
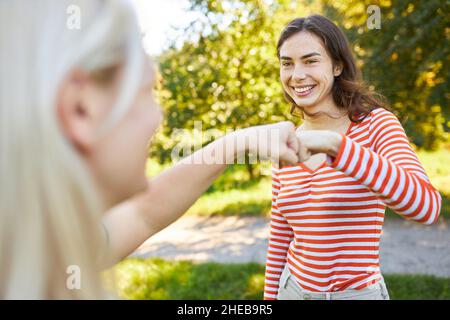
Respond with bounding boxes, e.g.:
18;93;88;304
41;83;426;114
101;122;299;268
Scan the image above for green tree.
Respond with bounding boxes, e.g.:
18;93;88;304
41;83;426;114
154;0;321;177
153;0;449;174
323;0;449;149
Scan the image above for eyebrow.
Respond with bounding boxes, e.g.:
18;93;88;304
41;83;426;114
280;52;321;60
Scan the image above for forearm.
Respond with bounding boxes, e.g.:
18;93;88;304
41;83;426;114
140;142;229;232
140;127;259;229
102;122;300;267
296;111;442;224
327;134;441;225
102;131;244;266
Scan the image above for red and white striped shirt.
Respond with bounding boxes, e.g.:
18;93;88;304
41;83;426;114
263;108;442;299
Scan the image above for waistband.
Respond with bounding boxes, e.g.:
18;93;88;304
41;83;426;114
281;265;387;300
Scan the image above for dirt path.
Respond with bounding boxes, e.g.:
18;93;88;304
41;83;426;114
132;216;450;277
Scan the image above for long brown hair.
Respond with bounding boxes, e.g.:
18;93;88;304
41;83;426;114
277;15;389;122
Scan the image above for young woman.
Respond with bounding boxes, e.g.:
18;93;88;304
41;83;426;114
263;15;442;300
0;0;301;299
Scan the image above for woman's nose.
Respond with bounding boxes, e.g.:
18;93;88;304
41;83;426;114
292;65;307;82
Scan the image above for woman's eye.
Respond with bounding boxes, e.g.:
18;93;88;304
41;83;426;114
282;62;292;67
306;60;318;64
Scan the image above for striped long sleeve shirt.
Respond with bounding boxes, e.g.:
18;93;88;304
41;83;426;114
263;108;442;299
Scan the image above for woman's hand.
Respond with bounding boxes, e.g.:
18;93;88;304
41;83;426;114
235;121;300;167
296;130;343;162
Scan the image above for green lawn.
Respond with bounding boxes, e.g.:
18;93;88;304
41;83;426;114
109;258;450;300
185;177;272;217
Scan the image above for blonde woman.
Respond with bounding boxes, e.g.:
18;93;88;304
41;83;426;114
0;0;301;299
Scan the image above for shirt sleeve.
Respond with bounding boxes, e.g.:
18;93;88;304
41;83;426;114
263;166;294;300
327;109;442;225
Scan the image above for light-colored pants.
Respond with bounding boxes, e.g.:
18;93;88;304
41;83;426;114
277;265;390;300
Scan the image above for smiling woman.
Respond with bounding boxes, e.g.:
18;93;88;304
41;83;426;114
277;15;386;122
263;14;442;301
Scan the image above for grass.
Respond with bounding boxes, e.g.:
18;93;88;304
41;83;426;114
108;258;264;300
109;258;450;300
185;178;272;216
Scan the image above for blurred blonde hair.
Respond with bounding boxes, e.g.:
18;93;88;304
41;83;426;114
0;0;145;298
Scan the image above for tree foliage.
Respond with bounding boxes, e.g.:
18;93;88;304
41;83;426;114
324;0;449;149
152;0;449;166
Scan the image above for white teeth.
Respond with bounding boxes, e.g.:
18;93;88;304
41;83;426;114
294;86;314;93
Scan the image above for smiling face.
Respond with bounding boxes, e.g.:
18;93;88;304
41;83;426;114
279;31;342;114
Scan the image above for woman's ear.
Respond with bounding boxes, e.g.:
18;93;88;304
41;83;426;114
333;62;343;77
56;68;100;154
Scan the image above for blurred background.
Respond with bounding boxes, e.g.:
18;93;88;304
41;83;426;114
107;0;450;299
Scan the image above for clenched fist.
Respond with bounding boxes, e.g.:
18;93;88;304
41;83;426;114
296;130;343;162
